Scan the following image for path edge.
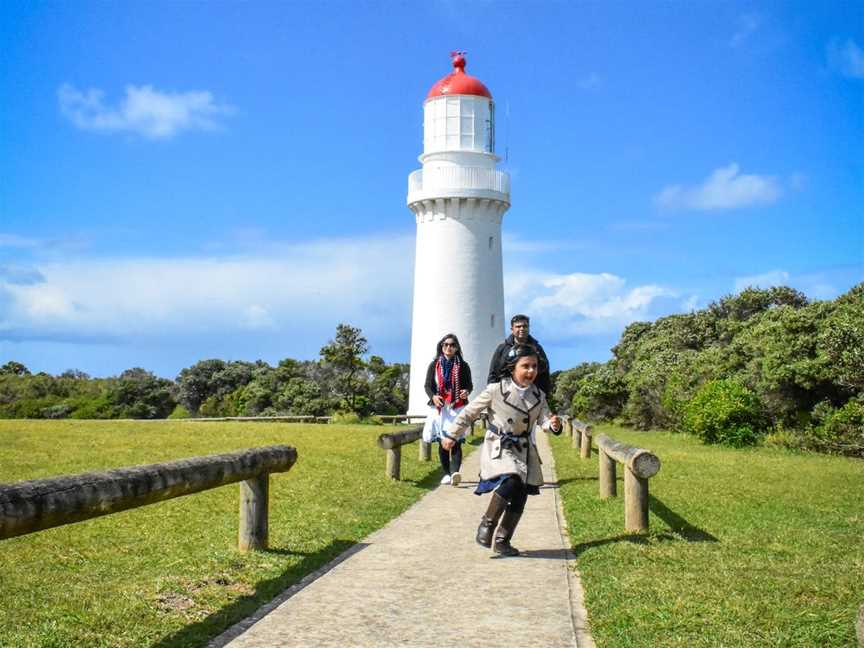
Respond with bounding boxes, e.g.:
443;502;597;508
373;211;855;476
540;431;596;648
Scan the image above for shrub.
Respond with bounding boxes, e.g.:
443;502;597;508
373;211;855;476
810;398;864;457
167;404;191;419
684;379;766;447
69;395;114;419
571;365;627;422
41;403;73;419
330;411;362;425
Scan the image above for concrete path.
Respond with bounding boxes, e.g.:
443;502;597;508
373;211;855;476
211;432;594;648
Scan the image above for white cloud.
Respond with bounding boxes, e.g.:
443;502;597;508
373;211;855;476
505;270;676;338
827;38;864;79
654;163;782;211
733;270;790;292
0;233;682;364
58;83;234;139
730;13;761;47
0;236;414;344
242;305;276;331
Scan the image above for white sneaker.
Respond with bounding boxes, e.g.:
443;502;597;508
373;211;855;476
440;474;452;485
450;472;462;487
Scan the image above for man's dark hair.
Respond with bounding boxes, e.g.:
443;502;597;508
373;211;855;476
510;314;530;326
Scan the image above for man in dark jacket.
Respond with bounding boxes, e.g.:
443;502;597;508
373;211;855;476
487;314;551;395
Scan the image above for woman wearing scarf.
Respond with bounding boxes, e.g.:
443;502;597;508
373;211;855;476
422;333;473;486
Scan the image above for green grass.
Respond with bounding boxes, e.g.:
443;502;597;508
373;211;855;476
0;420;470;648
550;425;864;647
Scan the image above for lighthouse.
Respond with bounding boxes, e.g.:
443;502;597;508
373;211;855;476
406;52;511;416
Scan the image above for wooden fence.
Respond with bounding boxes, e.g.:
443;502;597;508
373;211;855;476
562;418;662;532
565;416;593;458
377;426;424;480
595;433;661;532
0;446;297;551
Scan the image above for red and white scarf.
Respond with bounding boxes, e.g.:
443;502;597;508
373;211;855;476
434;356;464;411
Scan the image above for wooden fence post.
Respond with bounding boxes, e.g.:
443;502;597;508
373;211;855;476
419;441;431;461
239;473;269;551
386;447;402;480
624;467;649;532
580;425;592;459
572;426;581;450
599;449;616;498
594;433;661;533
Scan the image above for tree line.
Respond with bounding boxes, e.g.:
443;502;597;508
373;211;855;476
0;325;408;421
3;285;862;456
552;283;863;456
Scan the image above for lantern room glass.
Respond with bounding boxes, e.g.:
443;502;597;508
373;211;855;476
423;96;494;155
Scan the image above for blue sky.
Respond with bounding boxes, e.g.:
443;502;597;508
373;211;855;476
1;1;861;378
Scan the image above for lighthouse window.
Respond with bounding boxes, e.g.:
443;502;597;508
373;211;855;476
430;99;447;150
491;314;495;328
484;102;495;153
460;100;475;148
488;236;493;250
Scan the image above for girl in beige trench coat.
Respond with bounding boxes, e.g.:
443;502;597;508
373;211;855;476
441;344;562;556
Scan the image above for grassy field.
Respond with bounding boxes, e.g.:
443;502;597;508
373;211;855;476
0;420;469;648
549;425;864;647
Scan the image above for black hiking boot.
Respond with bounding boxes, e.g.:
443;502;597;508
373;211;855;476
493;510;523;557
476;493;507;548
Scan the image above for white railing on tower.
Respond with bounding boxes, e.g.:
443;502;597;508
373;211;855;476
407;167;510;200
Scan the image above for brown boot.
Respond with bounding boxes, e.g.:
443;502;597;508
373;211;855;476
476;493;507;548
493;510;523;557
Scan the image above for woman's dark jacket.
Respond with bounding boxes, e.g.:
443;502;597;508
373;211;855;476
424;358;473;407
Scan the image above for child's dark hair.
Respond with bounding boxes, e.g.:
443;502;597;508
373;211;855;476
501;343;539;377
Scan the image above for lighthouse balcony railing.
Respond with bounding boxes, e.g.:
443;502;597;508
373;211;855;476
407;167;510;202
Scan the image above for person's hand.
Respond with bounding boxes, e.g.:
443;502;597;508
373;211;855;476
441;437;456;451
549;415;561;432
458;389;469;400
432;395;444;408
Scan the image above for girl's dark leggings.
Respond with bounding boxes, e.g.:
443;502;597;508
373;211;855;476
438;441;462;474
495;475;528;514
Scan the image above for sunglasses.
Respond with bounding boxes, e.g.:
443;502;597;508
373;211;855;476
442;342;458;348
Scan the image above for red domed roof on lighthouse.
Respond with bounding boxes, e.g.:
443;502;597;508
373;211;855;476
426;52;492;100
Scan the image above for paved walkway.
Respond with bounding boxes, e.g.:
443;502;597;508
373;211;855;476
211;432;594;648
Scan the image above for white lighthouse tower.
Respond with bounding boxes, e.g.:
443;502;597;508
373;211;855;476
406;52;510;416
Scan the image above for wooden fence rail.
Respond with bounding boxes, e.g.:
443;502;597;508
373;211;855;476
377;426;424;480
0;445;297;551
594;433;661;532
567;417;593;458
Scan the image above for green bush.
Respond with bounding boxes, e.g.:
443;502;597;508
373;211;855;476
810;398;864;457
167;404;191;419
571;365;627;422
69;394;114;419
41;403;73;419
330;411;362;425
684;379;766;447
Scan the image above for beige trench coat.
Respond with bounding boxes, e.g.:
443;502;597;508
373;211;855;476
447;379;559;487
